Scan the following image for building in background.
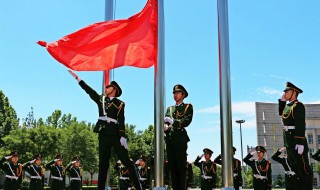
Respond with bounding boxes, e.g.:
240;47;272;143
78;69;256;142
255;102;320;187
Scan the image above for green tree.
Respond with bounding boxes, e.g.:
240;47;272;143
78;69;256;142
192;164;201;188
243;167;253;188
275;174;284;188
0;90;19;146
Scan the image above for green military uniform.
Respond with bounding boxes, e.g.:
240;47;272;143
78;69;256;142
214;147;242;190
164;84;193;190
45;155;65;190
0;151;22;190
278;82;313;189
186;162;193;189
136;156;151;190
115;160;131;190
243;146;272;190
65;156;82;190
271;149;300;190
23;154;44;190
194;149;217;190
312;149;320;161
77;80;142;190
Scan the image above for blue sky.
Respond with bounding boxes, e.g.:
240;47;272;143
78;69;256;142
1;0;320;162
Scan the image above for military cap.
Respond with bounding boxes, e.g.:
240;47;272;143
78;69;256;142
256;146;266;153
140;155;147;162
33;154;42;160
284;82;303;94
106;81;122;97
203;148;213;155
55;154;63;161
173;84;188;98
10;151;19;157
233;147;237;152
72;156;80;162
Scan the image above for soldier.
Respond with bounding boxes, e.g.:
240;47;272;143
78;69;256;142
186;161;193;190
23;154;44;190
135;156;151;190
271;147;300;190
164;84;193;190
311;149;320;161
194;148;217;190
278;82;313;189
214;147;242;190
0;151;23;190
45;155;65;190
164;160;170;190
68;70;142;190
243;146;272;190
114;160;131;190
65;156;82;190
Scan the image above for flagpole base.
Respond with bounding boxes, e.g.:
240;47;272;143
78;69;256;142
154;187;166;190
222;187;234;190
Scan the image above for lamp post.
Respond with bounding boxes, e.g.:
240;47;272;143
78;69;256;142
235;119;245;187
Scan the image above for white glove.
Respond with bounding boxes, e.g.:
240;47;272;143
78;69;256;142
164;117;174;124
295;144;304;155
163;124;169;131
120;137;128;149
279;147;286;152
187;188;191;190
68;70;81;82
239;187;242;190
4;156;12;160
280;93;286;101
54;159;60;162
30;159;36;164
71;161;77;164
135;160;140;165
212;188;216;190
250;151;256;156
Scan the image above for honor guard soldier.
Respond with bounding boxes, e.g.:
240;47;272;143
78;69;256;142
243;146;272;190
46;154;65;190
164;84;193;190
115;160;131;190
66;156;82;190
278;82;313;189
0;151;22;190
186;161;193;190
23;154;44;190
214;147;242;190
135;156;151;190
271;147;300;190
68;70;142;190
311;149;320;161
164;160;170;190
194;148;217;190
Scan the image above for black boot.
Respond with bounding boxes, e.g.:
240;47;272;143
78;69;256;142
127;163;143;190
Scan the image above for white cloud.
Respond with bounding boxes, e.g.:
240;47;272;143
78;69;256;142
307;100;320;104
197;101;256;116
257;87;282;96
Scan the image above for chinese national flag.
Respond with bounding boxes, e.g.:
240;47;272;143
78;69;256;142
38;0;157;71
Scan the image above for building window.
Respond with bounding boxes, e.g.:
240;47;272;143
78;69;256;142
314;178;318;186
318;135;320;144
308;134;313;144
262;111;265;121
263;124;266;133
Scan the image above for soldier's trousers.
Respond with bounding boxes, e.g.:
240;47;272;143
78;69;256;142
253;178;269;190
119;179;130;190
166;142;187;190
51;179;64;190
233;177;242;190
70;180;82;190
29;178;44;190
98;132;142;190
286;146;313;190
200;178;215;190
284;174;300;190
3;178;19;190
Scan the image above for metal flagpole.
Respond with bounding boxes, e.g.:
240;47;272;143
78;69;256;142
104;1;114;190
154;0;165;189
217;0;234;189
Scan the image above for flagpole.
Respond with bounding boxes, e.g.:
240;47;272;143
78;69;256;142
103;0;114;91
154;0;165;189
217;0;234;189
104;1;114;190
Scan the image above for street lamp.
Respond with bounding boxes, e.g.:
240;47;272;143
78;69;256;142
235;119;245;187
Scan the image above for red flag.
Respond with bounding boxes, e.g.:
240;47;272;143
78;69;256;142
38;0;157;71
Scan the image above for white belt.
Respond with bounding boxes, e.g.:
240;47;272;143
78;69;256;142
140;178;147;181
253;174;267;180
70;177;81;181
234;173;238;177
202;175;212;179
31;176;42;179
5;175;18;180
283;126;295;131
98;116;118;124
285;171;296;176
51;176;63;181
120;177;129;180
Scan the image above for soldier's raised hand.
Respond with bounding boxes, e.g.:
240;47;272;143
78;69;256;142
4;155;12;160
280;93;286;101
279;147;286;152
250;151;256;156
30;159;36;164
71;161;77;164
